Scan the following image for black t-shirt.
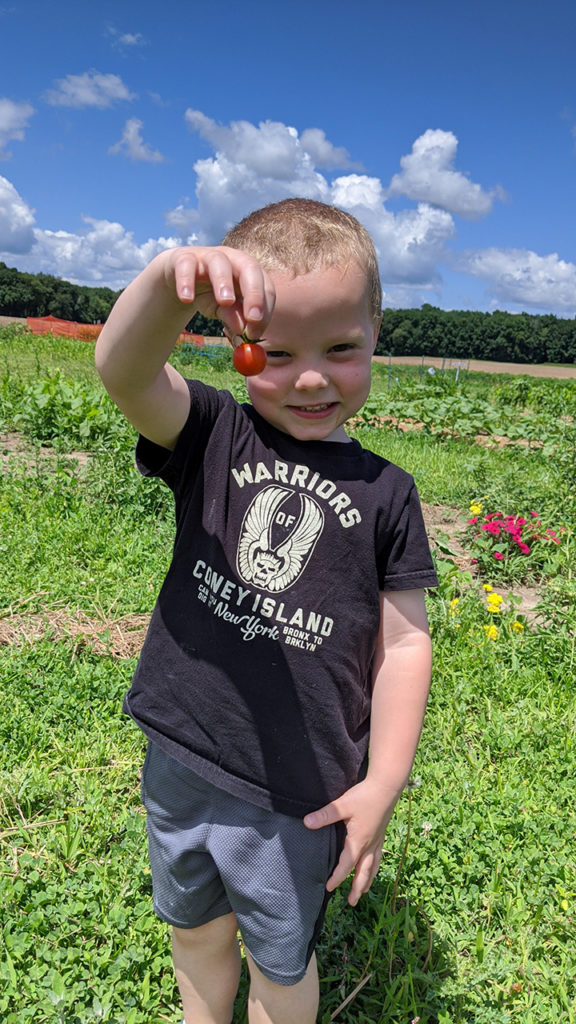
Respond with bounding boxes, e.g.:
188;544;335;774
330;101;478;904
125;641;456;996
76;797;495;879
124;381;438;817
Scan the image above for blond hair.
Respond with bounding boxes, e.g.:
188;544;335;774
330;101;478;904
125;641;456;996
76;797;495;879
222;198;382;317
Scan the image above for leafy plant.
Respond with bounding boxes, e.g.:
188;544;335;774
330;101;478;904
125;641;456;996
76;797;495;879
464;499;570;582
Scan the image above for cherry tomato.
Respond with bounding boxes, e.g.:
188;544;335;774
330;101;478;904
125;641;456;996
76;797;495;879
233;341;267;376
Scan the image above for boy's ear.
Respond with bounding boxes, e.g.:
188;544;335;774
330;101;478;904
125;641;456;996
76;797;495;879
372;314;382;351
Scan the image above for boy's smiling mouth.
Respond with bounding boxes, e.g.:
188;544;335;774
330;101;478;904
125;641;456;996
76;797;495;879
288;402;338;417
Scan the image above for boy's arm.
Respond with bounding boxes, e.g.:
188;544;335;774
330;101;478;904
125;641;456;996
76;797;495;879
304;588;432;906
95;246;275;449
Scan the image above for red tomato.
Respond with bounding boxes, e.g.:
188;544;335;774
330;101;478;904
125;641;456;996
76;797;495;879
233;342;267;376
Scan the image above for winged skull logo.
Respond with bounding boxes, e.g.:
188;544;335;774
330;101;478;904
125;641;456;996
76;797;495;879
236;485;324;592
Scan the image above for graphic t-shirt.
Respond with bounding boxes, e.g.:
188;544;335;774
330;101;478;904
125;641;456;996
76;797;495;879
124;380;438;817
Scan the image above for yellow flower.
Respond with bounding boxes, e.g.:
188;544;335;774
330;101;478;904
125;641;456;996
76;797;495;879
512;621;524;634
469;501;483;515
449;598;460;617
482;584;493;592
486;592;503;614
561;899;569;912
483;624;499;641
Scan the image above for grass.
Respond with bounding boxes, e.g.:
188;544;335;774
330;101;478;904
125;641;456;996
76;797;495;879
1;326;575;1023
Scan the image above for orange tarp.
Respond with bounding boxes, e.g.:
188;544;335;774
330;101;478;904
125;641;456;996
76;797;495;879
26;317;206;346
27;316;103;341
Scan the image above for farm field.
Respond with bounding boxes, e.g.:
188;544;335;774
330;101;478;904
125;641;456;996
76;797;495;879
0;324;575;1024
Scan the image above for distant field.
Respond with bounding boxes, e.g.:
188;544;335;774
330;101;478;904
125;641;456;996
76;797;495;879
3;316;575;378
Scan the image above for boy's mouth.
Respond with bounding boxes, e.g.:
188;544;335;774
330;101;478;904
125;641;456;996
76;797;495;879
288;402;338;419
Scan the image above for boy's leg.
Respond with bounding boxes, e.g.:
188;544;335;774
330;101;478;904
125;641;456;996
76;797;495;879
172;912;242;1024
245;950;319;1024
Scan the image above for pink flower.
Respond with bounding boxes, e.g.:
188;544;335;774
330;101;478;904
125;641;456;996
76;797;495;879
482;523;501;535
518;543;530;554
494;552;504;561
467;517;478;525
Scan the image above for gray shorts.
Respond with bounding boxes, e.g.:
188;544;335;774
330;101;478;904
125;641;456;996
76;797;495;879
141;741;343;986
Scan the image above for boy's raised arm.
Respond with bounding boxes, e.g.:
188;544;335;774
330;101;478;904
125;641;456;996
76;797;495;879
95;246;275;450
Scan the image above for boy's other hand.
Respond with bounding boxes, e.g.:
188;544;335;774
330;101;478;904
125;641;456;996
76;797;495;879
166;246;276;340
303;778;401;906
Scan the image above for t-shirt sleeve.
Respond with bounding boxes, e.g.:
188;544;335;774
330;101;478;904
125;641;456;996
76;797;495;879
135;379;230;493
377;481;439;591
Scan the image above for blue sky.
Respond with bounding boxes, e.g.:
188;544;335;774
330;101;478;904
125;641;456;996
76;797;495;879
1;0;576;316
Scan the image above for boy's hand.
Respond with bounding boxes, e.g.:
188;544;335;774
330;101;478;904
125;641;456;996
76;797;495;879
165;246;276;340
303;778;401;906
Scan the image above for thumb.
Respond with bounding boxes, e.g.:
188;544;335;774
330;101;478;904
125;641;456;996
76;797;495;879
303;801;343;830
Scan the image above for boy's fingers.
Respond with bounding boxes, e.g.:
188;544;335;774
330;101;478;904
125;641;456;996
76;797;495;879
326;846;357;892
172;252;199;303
348;851;379;906
237;266;275;335
303;801;343;829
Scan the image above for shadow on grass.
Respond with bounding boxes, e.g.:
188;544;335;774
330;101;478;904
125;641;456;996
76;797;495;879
231;872;460;1024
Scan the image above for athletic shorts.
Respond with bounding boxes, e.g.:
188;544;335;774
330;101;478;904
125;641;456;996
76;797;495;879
141;741;344;986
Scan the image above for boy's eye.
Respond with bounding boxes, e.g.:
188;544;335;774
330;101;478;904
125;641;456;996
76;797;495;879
265;349;291;359
330;343;355;353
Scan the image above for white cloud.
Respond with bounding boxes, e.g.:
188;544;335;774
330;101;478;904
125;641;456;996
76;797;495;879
173;112;455;286
0;98;34;158
107;25;147;48
299;128;359;170
109;119;164;163
0;175;35;252
15;218;179;288
457;247;576;312
116;32;146;47
43;71;136;109
331;175;455;284
388;129;501;219
0;176;180;286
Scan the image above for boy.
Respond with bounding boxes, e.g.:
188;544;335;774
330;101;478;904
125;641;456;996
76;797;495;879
95;199;437;1024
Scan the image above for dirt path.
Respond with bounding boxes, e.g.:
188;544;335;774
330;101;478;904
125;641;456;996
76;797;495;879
373;354;576;379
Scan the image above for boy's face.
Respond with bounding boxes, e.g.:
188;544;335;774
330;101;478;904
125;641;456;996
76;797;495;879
246;264;380;442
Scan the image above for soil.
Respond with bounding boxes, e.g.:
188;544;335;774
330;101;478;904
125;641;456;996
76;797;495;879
373;354;576;380
0;431;91;469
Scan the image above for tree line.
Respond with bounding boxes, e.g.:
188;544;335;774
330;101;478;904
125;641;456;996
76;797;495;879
1;263;575;364
0;262;224;336
0;262;121;324
375;304;576;364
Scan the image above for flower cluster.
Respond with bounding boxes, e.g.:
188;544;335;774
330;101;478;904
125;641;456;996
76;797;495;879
442;582;525;643
465;500;566;579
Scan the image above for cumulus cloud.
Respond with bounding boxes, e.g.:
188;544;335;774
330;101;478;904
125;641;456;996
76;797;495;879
0;175;179;286
24;218;179;286
109;118;164;163
388;129;502;219
0;98;34;158
299;129;359;170
0;175;36;252
171;112;455;287
457;247;576;312
43;71;136;109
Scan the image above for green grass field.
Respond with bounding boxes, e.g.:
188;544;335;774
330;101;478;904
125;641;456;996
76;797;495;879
1;325;575;1024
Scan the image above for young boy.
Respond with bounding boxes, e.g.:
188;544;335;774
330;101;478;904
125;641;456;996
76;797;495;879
95;199;437;1024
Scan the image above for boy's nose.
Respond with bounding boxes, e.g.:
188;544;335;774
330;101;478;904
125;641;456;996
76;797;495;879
294;366;330;390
